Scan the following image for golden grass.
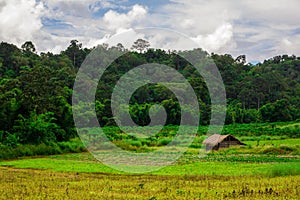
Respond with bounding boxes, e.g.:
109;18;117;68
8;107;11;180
1;167;299;199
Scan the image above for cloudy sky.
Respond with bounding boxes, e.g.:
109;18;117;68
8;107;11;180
0;0;299;62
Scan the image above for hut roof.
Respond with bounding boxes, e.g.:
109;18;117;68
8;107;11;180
202;134;244;146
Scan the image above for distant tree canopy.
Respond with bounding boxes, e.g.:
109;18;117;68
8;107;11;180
0;39;300;146
21;41;36;53
131;39;150;53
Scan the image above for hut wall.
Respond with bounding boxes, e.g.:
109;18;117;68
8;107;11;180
219;141;240;149
205;145;214;151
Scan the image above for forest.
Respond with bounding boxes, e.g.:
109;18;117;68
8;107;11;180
0;39;300;156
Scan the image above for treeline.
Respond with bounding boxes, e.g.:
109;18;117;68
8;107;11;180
0;40;300;148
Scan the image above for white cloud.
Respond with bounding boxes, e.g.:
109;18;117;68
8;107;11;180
103;5;147;33
277;36;300;56
0;0;44;45
148;0;239;54
192;23;233;52
0;0;148;53
41;0;94;19
39;2;148;53
76;4;148;50
158;0;300;61
0;0;299;61
101;28;146;48
163;0;238;34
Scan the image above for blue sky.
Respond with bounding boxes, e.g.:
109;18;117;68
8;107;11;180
0;0;299;62
88;0;173;17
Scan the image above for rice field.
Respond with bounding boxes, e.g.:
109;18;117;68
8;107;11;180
1;133;300;199
1;167;300;200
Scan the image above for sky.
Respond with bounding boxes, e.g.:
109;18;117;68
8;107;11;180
0;0;299;62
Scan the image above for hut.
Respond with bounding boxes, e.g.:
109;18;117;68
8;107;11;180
202;134;245;151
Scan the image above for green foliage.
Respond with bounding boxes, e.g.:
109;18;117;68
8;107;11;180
13;112;63;145
61;40;90;70
3;133;18;147
261;145;297;155
0;143;62;160
0;40;300;159
131;39;150;53
157;138;172;146
266;163;300;177
2;152;300;177
57;138;86;153
259;99;293;122
0;139;85;160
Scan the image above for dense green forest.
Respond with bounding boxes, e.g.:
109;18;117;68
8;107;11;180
0;39;300;153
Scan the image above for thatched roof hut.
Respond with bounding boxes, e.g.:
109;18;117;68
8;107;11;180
203;134;245;151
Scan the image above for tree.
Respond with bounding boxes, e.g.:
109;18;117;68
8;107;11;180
116;43;125;51
21;41;36;53
0;42;26;77
0;79;21;132
18;65;69;115
259;99;293;122
131;39;150;53
63;40;87;69
13;112;64;144
235;55;246;64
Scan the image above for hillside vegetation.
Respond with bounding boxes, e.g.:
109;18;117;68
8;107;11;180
0;40;300;157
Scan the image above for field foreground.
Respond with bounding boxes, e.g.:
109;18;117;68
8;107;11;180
1;136;300;199
0;166;300;200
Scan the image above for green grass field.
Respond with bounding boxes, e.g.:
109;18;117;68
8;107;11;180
1;122;300;199
1;150;300;176
244;138;300;146
1;149;300;199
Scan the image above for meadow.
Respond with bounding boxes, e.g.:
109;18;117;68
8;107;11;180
1;122;300;199
1;143;300;199
1;167;300;200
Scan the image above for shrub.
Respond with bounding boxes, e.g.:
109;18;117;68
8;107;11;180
0;131;5;143
0;145;14;159
3;133;18;147
0;139;86;160
13;112;62;144
262;146;286;154
126;139;142;148
158;138;172;146
261;144;298;155
279;145;296;152
57;139;86;153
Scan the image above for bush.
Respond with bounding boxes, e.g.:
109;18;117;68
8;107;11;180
262;147;284;154
57;139;86;153
157;138;172;146
3;133;18;147
0;131;5;143
260;145;297;155
13;112;64;145
0;145;14;160
33;143;61;155
0;139;86;160
125;139;142;148
279;145;296;152
112;139;150;152
189;136;205;148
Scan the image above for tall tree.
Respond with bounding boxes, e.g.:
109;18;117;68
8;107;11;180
63;40;87;69
21;41;36;53
131;39;150;53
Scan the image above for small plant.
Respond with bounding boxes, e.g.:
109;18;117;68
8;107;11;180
157;138;172;146
138;183;145;189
